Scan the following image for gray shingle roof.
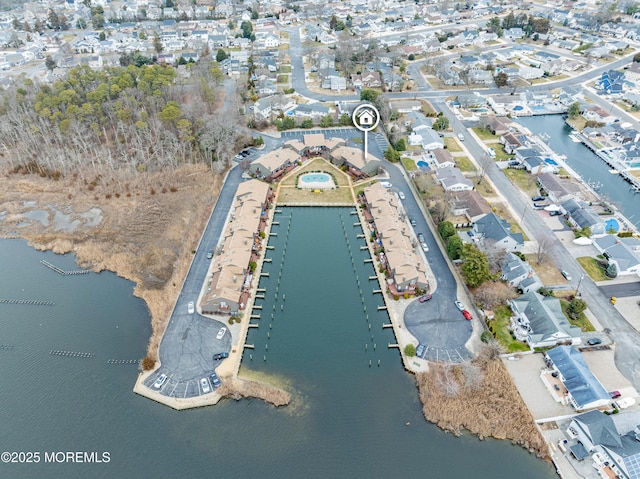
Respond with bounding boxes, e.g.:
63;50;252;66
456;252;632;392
547;346;610;409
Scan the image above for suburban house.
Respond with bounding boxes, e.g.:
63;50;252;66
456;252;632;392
537;173;583;203
293;103;330;121
510;293;582;349
363;183;429;295
501;252;543;293
450;190;492;223
249;148;299;180
522;156;558;175
566;410;640;478
471;212;524;252
501;132;525;154
200;180;273;315
593;235;640;276
561;199;606;236
435;167;473;191
417;128;445;151
430;148;456;169
545;346;611;411
479;116;513;136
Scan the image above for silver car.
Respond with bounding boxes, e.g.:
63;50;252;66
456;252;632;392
454;300;464;311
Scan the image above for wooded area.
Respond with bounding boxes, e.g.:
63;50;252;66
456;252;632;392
0;61;245;177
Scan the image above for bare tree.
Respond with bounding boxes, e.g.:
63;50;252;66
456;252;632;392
534;236;552;265
436;364;460;397
476;152;493;185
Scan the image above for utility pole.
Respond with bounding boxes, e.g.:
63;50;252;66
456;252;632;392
576;273;585;297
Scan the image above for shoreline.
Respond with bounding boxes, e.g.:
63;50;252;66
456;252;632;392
0;164;551;459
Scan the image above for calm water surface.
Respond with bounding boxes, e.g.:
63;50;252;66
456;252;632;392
0;208;555;478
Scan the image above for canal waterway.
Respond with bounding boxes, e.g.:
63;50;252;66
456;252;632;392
517;115;640;229
0;212;555;478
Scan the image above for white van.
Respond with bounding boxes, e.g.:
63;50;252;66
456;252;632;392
380;181;392;188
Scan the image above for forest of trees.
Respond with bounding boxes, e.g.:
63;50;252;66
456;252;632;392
0;61;244;178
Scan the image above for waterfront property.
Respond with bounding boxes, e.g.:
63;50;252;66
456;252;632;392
200;180;274;315
566;410;640;478
249;148;300;181
545;346;611;411
510;292;582;349
561;199;607;236
362;182;428;295
593;235;640;276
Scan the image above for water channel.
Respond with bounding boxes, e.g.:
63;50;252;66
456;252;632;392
0;207;555;478
517;115;640;229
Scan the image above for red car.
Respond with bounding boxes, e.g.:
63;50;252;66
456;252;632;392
462;310;472;321
419;294;432;303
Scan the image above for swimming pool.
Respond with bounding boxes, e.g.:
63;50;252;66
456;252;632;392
300;173;331;183
298;172;335;189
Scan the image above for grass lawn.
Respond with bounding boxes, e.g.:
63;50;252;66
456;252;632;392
557;167;569;176
280;157;350;187
277;186;354;204
491;144;513;161
475;180;495;197
444;137;462;152
277;74;289;83
489;305;530;353
280;65;291;73
560;299;595;332
456;156;477;173
401;157;418;172
353;179;377;197
420;100;436;116
576;256;611;281
525;255;566;285
631;170;640;178
352;137;363;144
566;116;587;132
503;168;539;196
280;31;289;39
472;127;499;141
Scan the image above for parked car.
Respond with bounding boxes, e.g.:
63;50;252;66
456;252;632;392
457;133;465;141
462;310;472;321
421;242;429;252
533;203;546;209
216;327;227;340
549;210;562;216
587;338;602;346
206;249;213;259
416;344;425;357
610;390;621;399
561;270;572;281
209;373;221;388
398;191;406;200
417;233;425;243
454;300;464;311
419;293;432;303
212;352;229;361
153;374;167;389
380;181;392;188
188;301;195;314
200;377;211;394
531;195;546;202
409;216;417;226
508;160;520;166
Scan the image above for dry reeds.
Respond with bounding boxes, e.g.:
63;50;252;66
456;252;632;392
416;344;548;459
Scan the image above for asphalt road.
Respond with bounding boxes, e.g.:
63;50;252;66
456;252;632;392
379;146;473;360
598;282;640;299
146;166;244;398
439;100;640;390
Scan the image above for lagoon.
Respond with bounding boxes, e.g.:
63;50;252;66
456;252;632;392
0;207;555;478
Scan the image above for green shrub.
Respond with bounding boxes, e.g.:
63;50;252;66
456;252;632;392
480;331;493;343
404;344;416;357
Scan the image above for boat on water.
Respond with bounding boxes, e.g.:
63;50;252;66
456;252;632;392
568;134;581;143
